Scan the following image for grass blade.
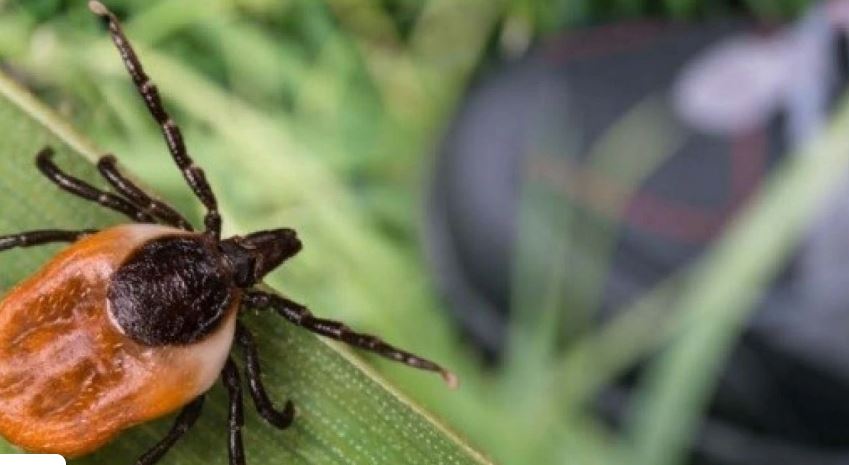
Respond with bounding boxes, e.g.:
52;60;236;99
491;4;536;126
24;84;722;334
623;94;849;465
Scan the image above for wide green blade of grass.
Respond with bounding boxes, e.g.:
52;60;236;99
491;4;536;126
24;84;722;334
0;70;491;465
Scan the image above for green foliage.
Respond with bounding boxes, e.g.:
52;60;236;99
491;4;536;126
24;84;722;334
0;1;841;465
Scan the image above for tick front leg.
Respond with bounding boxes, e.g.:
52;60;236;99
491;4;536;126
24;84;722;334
222;358;246;465
89;1;222;238
243;290;459;388
235;322;295;429
135;395;205;465
0;229;98;252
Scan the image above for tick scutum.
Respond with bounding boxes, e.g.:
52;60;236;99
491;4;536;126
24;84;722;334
107;235;237;346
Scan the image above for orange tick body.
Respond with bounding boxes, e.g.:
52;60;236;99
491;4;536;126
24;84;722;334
0;2;455;464
0;225;237;457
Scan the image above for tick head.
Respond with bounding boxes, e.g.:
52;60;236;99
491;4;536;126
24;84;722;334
221;228;302;287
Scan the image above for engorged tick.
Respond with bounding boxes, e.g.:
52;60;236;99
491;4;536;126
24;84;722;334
0;2;457;464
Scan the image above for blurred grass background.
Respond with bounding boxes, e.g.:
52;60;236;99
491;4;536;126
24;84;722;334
0;1;835;465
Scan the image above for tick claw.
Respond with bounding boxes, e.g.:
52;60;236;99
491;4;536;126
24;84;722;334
88;0;109;16
442;370;460;390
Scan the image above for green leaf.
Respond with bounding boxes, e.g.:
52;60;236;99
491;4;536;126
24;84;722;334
0;71;490;465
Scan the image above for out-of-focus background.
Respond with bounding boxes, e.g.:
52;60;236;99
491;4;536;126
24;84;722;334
8;0;849;464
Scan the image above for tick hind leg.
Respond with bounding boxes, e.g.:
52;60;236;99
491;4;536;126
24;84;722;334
134;395;205;465
0;229;98;252
243;290;459;388
222;358;246;465
89;1;222;238
36;148;155;223
97;155;194;230
235;323;295;429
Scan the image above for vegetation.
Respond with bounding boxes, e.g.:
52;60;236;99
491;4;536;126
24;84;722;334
0;1;837;465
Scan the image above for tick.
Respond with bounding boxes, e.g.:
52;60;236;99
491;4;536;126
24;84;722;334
0;2;457;464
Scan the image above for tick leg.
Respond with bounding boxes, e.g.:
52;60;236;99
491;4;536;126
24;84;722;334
135;395;205;465
0;229;98;252
36;148;155;223
97;154;194;231
244;290;459;388
88;1;221;238
222;358;246;465
235;322;295;429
